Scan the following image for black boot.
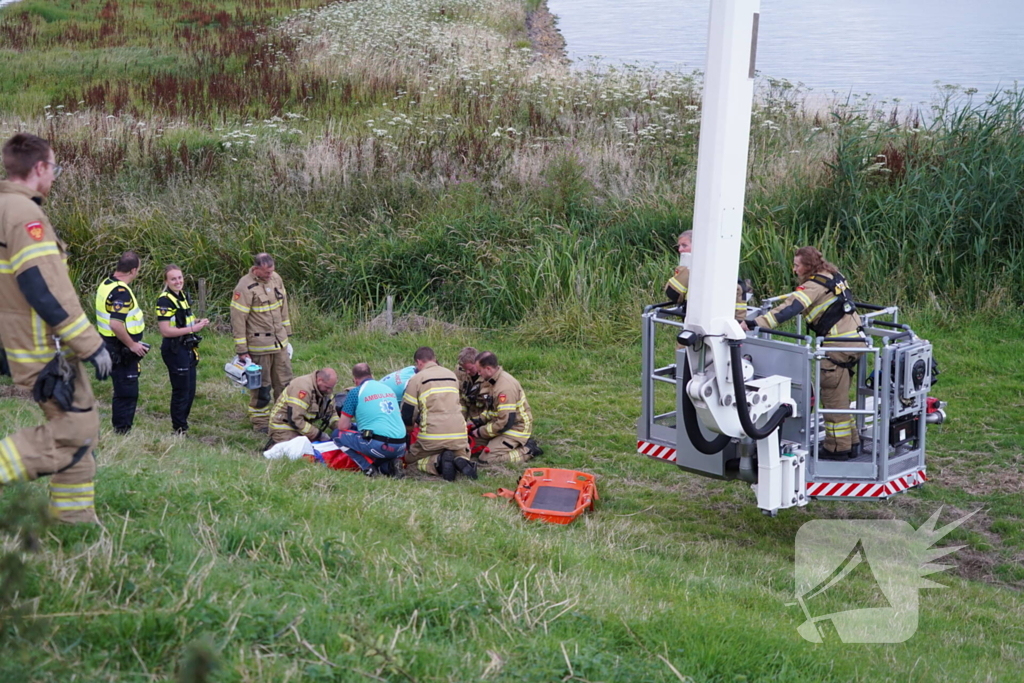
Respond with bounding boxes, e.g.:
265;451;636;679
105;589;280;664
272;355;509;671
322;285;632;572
440;450;456;482
454;456;478;480
820;446;853;461
525;438;543;457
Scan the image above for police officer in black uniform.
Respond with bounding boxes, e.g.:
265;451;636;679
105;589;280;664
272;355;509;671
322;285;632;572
94;251;147;434
155;264;209;434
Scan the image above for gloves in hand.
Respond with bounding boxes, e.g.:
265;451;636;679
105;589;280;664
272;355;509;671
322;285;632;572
87;346;112;380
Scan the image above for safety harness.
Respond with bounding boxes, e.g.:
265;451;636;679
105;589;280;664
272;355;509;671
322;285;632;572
805;271;857;337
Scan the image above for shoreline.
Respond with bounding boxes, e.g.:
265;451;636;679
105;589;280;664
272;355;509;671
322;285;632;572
526;0;568;64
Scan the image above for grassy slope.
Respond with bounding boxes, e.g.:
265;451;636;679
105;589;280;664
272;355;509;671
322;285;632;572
1;313;1022;682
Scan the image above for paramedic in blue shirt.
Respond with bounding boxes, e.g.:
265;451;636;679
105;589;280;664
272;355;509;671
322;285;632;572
334;363;407;476
380;365;416;402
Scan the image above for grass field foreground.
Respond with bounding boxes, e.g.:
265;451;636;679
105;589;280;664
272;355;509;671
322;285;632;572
1;313;1022;682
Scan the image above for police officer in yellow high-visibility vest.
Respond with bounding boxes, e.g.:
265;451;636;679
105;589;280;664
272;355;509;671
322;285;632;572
0;133;112;524
95;251;148;434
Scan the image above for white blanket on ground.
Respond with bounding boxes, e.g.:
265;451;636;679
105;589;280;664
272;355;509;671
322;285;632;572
263;436;314;460
262;438;346;460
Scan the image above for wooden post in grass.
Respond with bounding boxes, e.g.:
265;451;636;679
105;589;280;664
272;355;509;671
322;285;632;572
385;295;394;335
197;278;207;318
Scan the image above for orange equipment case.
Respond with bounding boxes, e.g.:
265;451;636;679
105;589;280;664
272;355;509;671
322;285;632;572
507;468;598;524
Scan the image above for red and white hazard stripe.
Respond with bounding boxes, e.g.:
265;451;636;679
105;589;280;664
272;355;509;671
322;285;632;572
637;440;677;463
807;470;927;498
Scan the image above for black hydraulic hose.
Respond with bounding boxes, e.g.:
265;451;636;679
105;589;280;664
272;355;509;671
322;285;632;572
728;340;793;440
681;355;731;455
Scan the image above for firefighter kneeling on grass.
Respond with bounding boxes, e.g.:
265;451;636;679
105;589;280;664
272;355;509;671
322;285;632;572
267;368;338;447
401;346;476;482
468;352;542;466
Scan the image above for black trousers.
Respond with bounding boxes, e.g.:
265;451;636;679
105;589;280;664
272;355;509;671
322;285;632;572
162;341;197;433
108;340;140;434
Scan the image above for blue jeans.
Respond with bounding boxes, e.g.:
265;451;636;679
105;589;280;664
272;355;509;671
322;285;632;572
333;430;406;472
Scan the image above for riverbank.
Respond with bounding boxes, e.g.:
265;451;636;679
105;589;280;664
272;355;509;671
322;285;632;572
527;0;568;63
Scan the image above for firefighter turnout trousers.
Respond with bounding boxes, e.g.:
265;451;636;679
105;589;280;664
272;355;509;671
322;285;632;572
0;358;100;523
479;435;532;466
820;348;862;453
248;347;292;431
406;439;469;476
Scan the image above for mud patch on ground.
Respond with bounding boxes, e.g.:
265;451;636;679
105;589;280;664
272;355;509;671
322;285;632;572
930;453;1024;496
0;384;31;400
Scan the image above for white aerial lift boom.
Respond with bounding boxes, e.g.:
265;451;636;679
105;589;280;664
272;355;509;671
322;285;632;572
638;0;943;515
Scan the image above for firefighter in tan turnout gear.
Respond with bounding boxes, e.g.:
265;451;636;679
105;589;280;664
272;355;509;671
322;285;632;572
665;230;748;322
748;246;865;460
401;347;476;481
231;253;293;431
0;133;112;523
469;352;541;465
267;368;339;445
455;345;484;421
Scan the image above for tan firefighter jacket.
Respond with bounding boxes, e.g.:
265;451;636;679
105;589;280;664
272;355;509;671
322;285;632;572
0;181;102;387
474;367;533;441
402;361;466;451
269;372;337;441
230;267;291;356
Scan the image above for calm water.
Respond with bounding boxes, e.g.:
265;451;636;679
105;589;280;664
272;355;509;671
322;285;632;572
546;0;1024;105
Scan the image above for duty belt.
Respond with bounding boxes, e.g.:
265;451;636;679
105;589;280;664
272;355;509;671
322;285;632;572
362;431;406;445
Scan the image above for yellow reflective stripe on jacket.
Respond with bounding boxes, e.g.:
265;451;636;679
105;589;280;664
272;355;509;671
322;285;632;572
4;347;60;363
230;300;251;314
1;241;61;274
506;429;531;439
0;437;28;483
282;319;291;327
807;296;838;323
763;311;778;328
251;300;283;313
667;276;687;295
421;386;458;400
57;312;91;342
31;309;46;349
418;431;468;440
249;342;283;353
793;289;813;308
233;337;247;345
283;396;310;410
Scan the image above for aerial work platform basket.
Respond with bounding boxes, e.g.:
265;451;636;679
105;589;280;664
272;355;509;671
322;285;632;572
638;300;942;509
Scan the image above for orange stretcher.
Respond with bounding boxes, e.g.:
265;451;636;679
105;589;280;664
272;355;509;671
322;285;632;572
484;468;598;524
